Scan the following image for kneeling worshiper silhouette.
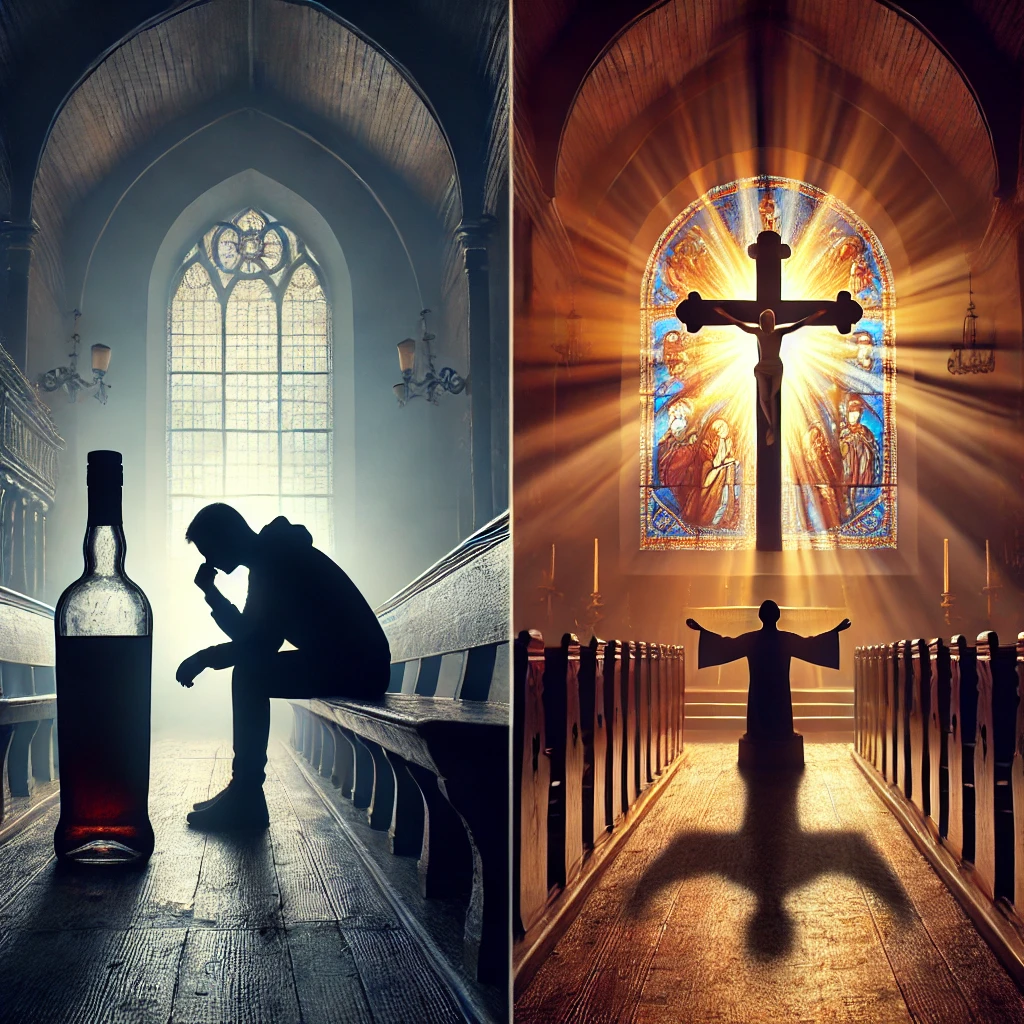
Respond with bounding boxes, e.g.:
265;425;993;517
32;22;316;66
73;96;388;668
686;601;851;768
175;503;391;829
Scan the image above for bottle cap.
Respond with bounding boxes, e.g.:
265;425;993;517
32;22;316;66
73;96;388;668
87;450;123;490
88;450;122;468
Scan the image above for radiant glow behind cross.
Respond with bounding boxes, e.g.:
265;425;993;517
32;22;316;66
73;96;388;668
675;230;863;551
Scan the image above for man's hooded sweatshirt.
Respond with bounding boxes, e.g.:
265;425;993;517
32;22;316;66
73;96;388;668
202;517;390;675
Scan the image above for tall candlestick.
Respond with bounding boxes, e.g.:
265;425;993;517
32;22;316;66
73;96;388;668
986;539;991;589
593;537;599;594
943;538;949;594
550;542;556;581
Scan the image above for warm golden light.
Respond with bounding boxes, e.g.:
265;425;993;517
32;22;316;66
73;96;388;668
640;177;895;552
91;343;111;375
396;337;417;375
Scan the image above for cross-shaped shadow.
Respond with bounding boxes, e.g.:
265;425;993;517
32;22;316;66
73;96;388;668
626;762;914;960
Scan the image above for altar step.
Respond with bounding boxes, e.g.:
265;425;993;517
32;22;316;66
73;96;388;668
685;689;854;739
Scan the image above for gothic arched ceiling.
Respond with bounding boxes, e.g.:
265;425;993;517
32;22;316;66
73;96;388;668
0;0;507;222
517;0;1022;208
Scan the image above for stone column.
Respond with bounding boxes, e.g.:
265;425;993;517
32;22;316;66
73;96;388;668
458;216;497;529
0;221;37;372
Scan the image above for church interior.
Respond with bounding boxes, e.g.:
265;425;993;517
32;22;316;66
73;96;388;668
512;1;1024;1021
0;1;509;1021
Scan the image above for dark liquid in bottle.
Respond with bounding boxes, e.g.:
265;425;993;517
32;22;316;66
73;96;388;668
54;634;155;864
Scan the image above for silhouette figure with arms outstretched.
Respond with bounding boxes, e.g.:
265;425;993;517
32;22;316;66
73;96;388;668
176;504;390;829
713;306;826;446
687;601;850;768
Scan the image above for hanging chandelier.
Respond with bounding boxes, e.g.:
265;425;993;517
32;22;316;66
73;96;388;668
948;273;994;375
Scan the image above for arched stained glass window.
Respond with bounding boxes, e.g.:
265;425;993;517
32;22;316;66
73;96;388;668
640;176;896;550
168;208;333;552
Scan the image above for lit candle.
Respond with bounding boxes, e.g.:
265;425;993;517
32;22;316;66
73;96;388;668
550;543;556;582
986;539;991;589
943;538;949;594
593;537;599;594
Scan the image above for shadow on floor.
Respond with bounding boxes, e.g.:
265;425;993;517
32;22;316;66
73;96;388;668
626;763;914;960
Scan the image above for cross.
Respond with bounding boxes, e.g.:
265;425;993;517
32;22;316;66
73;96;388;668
674;230;863;551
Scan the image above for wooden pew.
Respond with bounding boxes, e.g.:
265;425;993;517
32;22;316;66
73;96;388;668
543;633;584;891
886;641;900;787
623;640;639;811
948;634;977;863
1013;632;1024;912
513;634;686;993
580;636;609;850
636;641;651;790
515;629;548;938
895;640;912;797
927;637;951;839
604;640;624;828
871;646;884;774
908;638;930;819
0;586;59;823
291;512;510;989
852;630;1024;991
973;631;1017;902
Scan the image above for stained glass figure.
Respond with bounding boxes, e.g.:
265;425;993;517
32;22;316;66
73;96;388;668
641;177;896;550
169;208;333;554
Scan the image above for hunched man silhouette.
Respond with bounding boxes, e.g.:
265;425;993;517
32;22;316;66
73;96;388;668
176;503;390;830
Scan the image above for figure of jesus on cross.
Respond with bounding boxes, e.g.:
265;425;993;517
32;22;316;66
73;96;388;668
713;306;826;447
675;229;863;550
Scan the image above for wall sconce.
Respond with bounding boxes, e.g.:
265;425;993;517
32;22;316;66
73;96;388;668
948;273;994;375
37;310;111;404
393;309;467;406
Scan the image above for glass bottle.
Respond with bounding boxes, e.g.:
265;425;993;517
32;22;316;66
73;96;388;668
54;450;154;864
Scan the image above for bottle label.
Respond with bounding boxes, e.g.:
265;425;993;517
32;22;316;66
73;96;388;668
55;635;153;832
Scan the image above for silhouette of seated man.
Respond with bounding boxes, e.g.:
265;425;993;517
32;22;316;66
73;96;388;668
686;602;850;763
176;503;390;830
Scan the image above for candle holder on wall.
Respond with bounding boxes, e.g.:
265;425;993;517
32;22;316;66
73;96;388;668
393;309;467;406
37;310;111;405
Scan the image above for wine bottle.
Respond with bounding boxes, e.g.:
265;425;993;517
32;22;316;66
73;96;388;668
54;450;154;864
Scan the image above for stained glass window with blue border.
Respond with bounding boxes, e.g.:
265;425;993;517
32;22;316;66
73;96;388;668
640;176;896;550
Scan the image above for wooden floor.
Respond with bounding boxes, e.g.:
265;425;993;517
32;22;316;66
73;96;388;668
0;741;470;1024
517;744;1024;1024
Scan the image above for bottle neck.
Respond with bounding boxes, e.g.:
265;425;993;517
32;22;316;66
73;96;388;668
85;482;125;577
83;525;126;577
87;484;122;529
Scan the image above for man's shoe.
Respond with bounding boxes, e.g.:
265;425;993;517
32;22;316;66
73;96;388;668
186;785;269;831
192;782;233;812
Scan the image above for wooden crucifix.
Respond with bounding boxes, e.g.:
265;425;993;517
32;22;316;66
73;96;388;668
675;230;863;551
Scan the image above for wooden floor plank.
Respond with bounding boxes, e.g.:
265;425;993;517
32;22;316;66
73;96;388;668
285;921;375;1024
517;743;1024;1024
827;751;1024;1024
0;756;218;933
338;923;466;1024
73;927;187;1024
0;741;485;1024
269;754;400;928
129;753;216;928
170;927;301;1024
189;758;282;930
0;803;59;914
516;753;725;1024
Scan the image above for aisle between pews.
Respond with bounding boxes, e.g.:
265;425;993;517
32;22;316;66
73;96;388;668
0;740;477;1024
515;743;1024;1024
